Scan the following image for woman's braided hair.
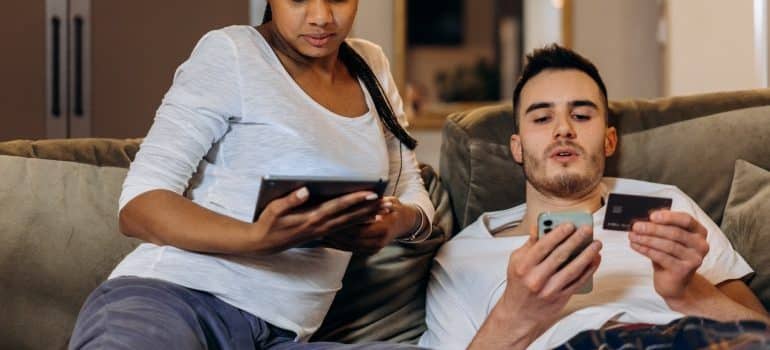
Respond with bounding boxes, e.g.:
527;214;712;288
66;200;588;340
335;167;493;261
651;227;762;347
262;4;417;149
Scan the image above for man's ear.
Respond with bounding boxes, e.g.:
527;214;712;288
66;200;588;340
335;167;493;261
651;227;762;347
510;134;523;163
604;126;618;157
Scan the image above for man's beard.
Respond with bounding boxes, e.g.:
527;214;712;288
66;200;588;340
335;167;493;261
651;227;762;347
522;141;604;199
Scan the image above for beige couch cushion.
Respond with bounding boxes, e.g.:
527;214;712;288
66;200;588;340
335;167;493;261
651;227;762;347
0;155;139;349
721;160;770;310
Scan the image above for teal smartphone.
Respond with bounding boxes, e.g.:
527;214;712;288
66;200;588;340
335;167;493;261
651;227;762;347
537;211;594;294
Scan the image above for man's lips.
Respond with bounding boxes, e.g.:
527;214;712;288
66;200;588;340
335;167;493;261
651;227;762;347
549;147;581;163
303;33;335;47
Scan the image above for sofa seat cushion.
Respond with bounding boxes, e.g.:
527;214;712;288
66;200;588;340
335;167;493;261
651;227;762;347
0;155;139;349
720;160;770;310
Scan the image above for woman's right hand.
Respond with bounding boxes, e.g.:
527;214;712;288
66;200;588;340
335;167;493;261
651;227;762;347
247;187;381;255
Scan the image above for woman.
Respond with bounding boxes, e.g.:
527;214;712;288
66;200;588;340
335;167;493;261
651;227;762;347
69;1;433;349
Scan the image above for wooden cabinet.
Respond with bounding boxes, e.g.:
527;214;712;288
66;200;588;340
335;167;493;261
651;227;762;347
0;0;251;141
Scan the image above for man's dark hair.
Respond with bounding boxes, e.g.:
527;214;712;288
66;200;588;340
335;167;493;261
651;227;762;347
261;4;417;149
512;44;609;134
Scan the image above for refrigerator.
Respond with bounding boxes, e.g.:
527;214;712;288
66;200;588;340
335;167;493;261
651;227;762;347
0;0;251;141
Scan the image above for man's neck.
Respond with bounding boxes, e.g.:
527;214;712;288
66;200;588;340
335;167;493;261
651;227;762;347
507;181;605;237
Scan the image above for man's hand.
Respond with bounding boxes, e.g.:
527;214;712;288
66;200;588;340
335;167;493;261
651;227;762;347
469;223;602;350
629;210;709;302
322;197;420;254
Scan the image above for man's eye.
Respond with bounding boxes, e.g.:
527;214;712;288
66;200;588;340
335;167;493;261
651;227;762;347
573;114;591;121
533;116;551;124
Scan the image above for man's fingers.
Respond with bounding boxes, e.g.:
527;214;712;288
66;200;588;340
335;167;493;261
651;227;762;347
631;221;709;256
560;253;601;297
630;242;696;273
628;232;703;262
519;223;578;272
529;225;593;285
541;240;602;297
649;210;707;237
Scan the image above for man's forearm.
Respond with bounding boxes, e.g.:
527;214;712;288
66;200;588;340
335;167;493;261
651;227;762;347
468;300;547;350
666;274;770;323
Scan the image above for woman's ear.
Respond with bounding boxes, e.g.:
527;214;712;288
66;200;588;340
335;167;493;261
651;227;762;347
510;134;523;164
604;126;618;157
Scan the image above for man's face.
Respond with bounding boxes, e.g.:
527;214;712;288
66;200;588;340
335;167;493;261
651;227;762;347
511;69;617;199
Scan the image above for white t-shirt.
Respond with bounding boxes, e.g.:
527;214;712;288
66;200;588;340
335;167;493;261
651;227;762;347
110;25;434;341
419;178;751;350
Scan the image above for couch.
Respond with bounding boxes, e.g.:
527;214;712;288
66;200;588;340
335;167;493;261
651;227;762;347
1;89;769;349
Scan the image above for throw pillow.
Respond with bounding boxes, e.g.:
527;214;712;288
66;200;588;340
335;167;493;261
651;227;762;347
720;160;770;310
0;155;139;349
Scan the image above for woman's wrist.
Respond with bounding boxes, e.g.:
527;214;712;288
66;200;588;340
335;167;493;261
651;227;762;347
396;204;431;244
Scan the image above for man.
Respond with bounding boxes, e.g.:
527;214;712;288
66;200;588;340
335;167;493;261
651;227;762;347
418;45;769;349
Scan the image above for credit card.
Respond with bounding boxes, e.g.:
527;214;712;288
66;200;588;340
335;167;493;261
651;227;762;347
602;193;673;231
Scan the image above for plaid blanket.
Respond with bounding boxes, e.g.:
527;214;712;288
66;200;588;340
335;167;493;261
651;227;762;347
556;317;770;349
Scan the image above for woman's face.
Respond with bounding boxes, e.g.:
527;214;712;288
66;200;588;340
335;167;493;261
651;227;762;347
268;0;358;59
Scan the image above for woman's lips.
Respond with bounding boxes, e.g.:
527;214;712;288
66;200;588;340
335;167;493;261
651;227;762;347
303;33;334;47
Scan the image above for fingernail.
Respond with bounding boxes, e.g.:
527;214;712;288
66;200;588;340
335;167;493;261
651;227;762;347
296;187;309;199
365;193;378;200
375;215;382;221
382;201;393;208
651;211;662;221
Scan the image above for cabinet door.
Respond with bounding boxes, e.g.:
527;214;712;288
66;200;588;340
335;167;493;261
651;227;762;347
0;1;48;141
88;0;250;138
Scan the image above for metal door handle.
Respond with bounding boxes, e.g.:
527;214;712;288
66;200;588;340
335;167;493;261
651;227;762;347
51;16;61;117
73;15;84;117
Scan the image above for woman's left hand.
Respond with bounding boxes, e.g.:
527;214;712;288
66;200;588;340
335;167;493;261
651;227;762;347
322;196;420;254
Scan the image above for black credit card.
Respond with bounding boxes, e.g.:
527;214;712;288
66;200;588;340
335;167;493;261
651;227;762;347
602;193;673;231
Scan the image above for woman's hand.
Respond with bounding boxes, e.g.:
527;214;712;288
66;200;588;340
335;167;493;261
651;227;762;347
322;196;422;254
247;187;381;255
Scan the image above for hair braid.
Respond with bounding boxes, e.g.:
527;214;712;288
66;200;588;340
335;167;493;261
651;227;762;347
339;42;417;149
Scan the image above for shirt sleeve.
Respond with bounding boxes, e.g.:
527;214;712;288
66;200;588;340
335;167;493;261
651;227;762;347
119;30;242;211
674;188;755;284
370;44;435;223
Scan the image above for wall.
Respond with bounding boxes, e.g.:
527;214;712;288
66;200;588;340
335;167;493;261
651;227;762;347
249;0;266;25
523;0;562;54
572;0;661;100
665;0;764;95
406;0;497;102
352;1;396;64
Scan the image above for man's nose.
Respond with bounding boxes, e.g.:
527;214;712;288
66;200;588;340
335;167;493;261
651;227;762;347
553;114;576;139
307;0;333;26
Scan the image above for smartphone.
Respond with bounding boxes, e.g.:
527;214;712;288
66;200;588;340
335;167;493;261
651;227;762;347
537;211;594;294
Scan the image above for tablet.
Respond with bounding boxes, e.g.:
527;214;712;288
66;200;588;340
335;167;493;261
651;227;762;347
253;175;389;222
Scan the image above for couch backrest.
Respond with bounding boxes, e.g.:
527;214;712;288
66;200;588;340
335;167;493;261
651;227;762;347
440;89;770;232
